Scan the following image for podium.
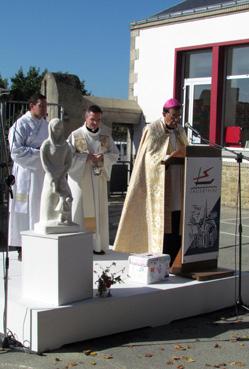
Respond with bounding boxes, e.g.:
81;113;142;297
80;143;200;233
163;145;233;280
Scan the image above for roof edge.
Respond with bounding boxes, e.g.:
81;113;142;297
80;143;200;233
130;2;249;30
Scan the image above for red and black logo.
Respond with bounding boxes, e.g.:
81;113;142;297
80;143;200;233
193;167;214;186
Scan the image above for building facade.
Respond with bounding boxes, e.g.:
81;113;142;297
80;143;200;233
129;0;249;207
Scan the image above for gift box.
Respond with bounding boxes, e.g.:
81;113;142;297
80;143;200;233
128;253;171;284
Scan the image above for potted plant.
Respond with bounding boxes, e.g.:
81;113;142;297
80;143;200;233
94;262;125;297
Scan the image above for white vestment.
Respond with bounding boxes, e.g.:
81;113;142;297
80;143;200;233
8;111;48;246
68;124;119;252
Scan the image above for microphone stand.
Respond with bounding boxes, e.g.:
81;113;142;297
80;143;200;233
0;97;24;350
186;124;249;313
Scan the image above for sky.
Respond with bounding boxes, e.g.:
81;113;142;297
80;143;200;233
1;0;182;100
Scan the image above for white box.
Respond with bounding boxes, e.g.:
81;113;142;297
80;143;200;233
128;253;171;284
21;231;93;306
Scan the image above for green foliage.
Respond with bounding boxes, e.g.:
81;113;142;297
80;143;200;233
0;74;8;89
112;124;128;141
80;79;91;96
10;66;47;101
1;67;91;101
52;72;91;96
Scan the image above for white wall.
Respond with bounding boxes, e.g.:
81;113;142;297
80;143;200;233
133;11;249;123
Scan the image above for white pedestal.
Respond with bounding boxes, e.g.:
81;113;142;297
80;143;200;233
34;221;81;234
1;252;249;353
21;231;93;306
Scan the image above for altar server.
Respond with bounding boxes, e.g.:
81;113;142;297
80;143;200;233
8;93;48;260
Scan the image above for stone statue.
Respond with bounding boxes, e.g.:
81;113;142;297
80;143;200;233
34;118;80;233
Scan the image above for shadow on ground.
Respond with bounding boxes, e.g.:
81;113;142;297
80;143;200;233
55;307;249;353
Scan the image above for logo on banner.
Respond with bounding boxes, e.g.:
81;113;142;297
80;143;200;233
191;166;217;194
193;167;214;186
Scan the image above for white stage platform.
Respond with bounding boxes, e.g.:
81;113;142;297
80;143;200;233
1;250;249;353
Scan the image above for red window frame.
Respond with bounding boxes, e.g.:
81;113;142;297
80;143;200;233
173;39;249;145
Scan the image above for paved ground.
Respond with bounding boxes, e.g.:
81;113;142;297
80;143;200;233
0;201;249;369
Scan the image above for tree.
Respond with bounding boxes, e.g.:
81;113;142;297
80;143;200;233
2;67;91;101
0;74;8;89
52;72;91;96
80;79;91;96
10;66;47;101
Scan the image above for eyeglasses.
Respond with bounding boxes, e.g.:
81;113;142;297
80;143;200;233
167;112;182;120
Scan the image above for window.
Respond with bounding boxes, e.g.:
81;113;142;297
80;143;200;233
182;49;212;144
223;45;249;147
226;45;249;75
184;50;212;78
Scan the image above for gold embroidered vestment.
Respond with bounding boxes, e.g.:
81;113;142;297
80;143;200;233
113;119;188;254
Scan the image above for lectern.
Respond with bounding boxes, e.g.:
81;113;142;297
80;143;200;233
163;145;233;280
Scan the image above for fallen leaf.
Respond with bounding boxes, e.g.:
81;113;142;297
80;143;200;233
144;352;153;357
89;352;97;357
103;354;113;359
214;343;221;348
177;365;184;369
230;336;240;342
55;357;61;361
166;360;174;365
242;335;249;339
182;355;196;362
83;349;92;356
174;344;187;351
90;361;96;366
229;361;245;367
66;362;78;368
172;356;181;361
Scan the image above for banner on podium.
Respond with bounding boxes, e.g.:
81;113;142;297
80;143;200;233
182;156;222;264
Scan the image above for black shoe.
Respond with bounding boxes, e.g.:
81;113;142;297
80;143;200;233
93;250;105;255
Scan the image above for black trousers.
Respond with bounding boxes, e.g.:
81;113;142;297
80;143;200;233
163;211;181;267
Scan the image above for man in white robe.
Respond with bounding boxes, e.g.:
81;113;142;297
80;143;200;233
8;93;48;260
68;105;119;255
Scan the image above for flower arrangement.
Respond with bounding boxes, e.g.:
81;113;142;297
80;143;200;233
94;262;125;297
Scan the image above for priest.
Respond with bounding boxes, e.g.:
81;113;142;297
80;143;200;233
114;98;188;265
68;105;119;255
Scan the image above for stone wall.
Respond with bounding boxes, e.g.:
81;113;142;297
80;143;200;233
41;72;83;138
221;160;249;208
41;72;143;142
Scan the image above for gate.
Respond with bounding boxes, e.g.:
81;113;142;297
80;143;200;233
109;127;134;197
109;160;131;196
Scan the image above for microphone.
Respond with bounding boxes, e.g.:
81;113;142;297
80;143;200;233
184;122;200;137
